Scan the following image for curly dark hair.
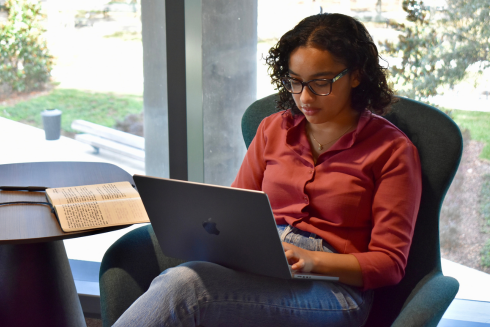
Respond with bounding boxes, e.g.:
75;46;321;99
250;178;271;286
265;13;393;115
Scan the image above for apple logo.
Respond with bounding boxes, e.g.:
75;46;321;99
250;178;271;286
202;218;220;235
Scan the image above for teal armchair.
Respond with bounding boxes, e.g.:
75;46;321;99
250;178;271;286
242;94;462;326
100;94;462;327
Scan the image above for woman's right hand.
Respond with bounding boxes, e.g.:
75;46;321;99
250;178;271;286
282;242;364;288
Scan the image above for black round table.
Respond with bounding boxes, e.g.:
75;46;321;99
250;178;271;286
0;162;136;327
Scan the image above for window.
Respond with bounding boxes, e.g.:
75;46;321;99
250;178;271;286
254;0;490;305
2;1;488;319
0;0;146;262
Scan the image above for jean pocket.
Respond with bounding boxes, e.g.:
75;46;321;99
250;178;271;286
317;237;337;253
314;238;324;252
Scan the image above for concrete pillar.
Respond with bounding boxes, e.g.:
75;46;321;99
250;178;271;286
141;0;257;184
141;0;169;178
202;0;257;186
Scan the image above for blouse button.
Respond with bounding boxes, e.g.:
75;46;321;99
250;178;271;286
303;196;308;203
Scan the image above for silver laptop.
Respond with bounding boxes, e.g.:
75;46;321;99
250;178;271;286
133;175;338;281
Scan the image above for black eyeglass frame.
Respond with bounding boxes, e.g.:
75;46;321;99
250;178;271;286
282;68;350;96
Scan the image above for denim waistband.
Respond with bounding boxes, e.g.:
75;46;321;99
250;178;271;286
277;224;337;253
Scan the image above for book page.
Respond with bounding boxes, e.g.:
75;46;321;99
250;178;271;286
46;181;138;206
46;181;149;232
57;197;149;232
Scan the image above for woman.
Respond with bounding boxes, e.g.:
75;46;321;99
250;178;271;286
114;13;422;327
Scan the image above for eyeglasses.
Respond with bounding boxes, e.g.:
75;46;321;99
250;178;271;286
282;68;350;96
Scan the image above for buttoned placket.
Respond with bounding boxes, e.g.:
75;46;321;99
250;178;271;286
302;166;315;205
285;111;367;227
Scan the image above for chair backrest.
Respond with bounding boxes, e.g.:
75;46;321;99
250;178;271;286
241;94;463;326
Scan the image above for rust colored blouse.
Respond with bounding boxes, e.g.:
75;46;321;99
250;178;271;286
231;109;422;290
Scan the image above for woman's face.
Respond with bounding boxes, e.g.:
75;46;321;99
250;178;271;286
288;46;360;125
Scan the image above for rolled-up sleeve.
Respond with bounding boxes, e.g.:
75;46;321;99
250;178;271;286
231;119;268;191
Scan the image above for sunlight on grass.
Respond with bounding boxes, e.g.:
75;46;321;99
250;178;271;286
452;110;490;161
0;89;143;134
103;31;142;42
481;174;490;268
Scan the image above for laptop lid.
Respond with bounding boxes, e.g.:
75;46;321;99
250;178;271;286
133;175;292;279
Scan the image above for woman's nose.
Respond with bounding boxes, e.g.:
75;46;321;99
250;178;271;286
300;85;315;104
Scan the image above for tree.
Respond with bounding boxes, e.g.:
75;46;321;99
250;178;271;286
0;0;54;95
380;0;490;101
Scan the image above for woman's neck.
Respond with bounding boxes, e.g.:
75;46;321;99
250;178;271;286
306;109;360;139
305;110;360;163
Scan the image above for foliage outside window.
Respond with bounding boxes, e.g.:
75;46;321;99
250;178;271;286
380;0;489;101
0;0;53;97
378;0;490;275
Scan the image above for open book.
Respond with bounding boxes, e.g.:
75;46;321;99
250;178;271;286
46;181;149;232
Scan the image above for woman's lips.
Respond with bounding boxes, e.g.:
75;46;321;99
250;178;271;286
301;107;320;116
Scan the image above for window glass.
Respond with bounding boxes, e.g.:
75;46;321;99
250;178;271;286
2;1;489;297
256;0;490;301
0;0;146;262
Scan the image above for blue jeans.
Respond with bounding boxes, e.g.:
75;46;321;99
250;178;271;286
113;225;373;327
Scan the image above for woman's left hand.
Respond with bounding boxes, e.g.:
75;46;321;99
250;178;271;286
282;242;316;272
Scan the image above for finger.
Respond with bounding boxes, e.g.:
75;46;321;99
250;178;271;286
284;249;300;266
282;242;293;251
291;259;305;271
284;249;296;261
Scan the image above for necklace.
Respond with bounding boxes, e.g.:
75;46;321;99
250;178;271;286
309;123;354;151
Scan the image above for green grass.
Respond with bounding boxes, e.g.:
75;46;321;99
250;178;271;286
482;239;490;268
104;31;142;42
482;174;490;226
0;89;143;134
451;110;490;161
480;175;490;267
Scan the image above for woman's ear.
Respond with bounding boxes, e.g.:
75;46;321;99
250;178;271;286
350;70;361;88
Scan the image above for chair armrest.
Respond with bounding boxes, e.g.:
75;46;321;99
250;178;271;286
99;225;185;326
392;272;459;327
